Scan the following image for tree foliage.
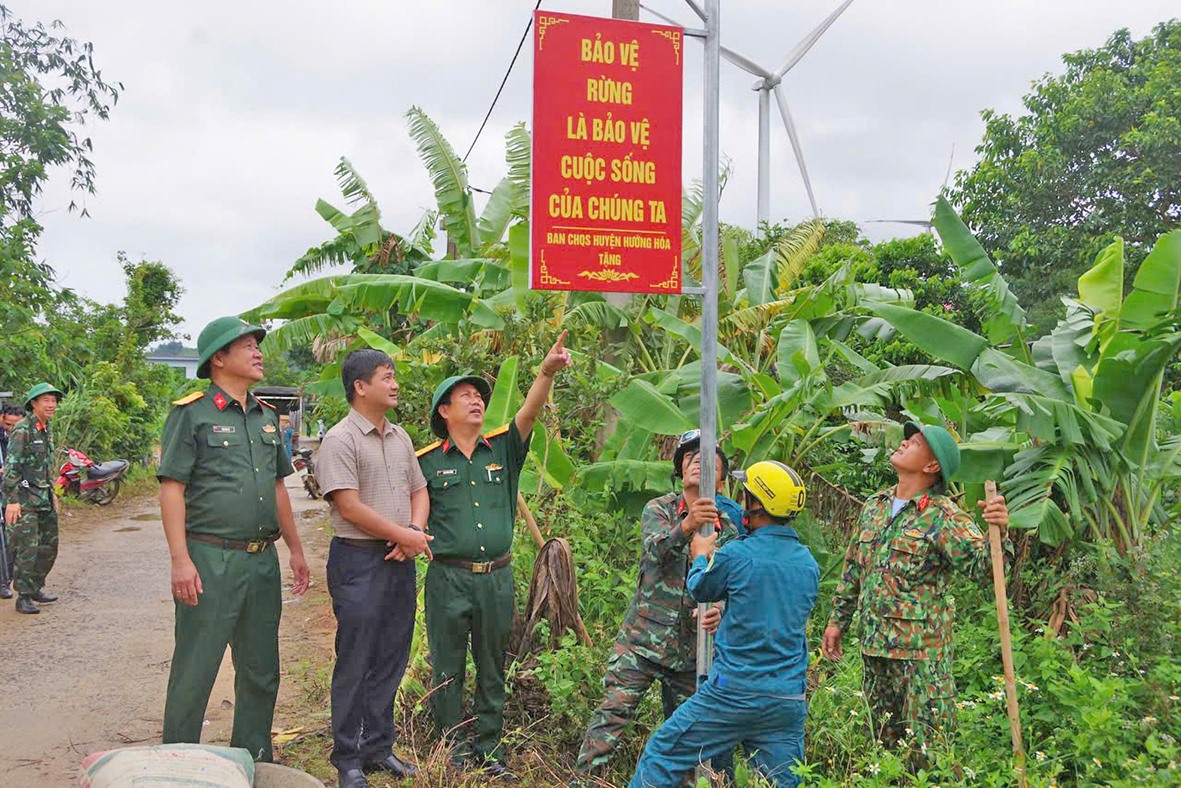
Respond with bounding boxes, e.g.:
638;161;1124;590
950;21;1181;331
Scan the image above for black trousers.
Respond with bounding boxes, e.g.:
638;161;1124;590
327;538;417;770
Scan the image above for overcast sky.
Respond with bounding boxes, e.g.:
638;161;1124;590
24;0;1178;341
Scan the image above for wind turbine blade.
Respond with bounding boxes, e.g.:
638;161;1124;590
638;4;684;28
942;143;956;192
776;0;856;80
721;47;774;80
773;85;819;218
867;220;934;227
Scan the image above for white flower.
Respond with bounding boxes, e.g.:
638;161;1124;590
852;690;864;697
850;709;859;716
1036;751;1046;762
825;685;837;694
965;767;976;779
989;690;1005;700
905;727;913;738
868;763;881;775
1143;716;1158;725
1169;695;1180;701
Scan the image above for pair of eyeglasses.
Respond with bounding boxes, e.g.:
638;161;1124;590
677;429;700;446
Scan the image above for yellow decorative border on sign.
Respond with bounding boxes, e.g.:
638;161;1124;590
578;269;640;283
537;250;571;286
536;16;569;51
652;29;682;66
650;255;681;291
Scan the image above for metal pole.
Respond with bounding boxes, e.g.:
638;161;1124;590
695;0;721;689
756;84;770;235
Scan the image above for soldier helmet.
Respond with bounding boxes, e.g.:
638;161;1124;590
903;422;960;490
23;382;64;410
196;316;267;379
732;460;807;518
671;429;729;480
429;375;492;439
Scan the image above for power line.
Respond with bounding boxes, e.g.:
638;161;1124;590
462;0;542;163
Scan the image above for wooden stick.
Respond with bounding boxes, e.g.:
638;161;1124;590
985;480;1027;787
517;492;546;549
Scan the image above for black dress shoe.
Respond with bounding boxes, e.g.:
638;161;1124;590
480;759;518;782
15;596;40;614
364;754;418;778
338;768;369;788
0;584;12;599
31;590;57;603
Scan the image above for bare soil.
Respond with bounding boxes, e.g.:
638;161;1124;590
0;476;333;787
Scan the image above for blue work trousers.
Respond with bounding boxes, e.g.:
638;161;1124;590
327;538;417;770
630;680;807;788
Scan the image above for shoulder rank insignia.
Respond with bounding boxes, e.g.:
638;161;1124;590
416;440;442;458
172;391;205;406
484;424;510;439
255;396;277;410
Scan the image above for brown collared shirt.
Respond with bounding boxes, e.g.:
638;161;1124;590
316;409;426;540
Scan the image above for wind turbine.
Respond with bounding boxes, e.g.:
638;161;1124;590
641;0;856;228
866;145;958;234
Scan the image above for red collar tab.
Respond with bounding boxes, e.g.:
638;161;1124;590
480;435;492;449
213;392;228;411
442;438;452;453
35;421;45;431
677;496;687;516
917;493;931;513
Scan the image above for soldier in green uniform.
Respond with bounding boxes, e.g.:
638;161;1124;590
3;383;65;615
417;331;571;779
157;316;310;762
574;431;739;778
821;422;1010;763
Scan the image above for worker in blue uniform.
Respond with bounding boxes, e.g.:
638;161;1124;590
629;460;819;788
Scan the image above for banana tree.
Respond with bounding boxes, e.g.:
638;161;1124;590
868;198;1181;548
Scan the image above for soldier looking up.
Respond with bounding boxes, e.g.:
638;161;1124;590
574;430;739;779
630;460;818;788
821;422;1010;765
417;331;572;780
157;316;310;762
3;383;65;614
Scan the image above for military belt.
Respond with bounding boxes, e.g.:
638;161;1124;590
435;553;512;574
187;532;279;554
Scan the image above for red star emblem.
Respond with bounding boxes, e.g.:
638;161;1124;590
917;493;930;513
213;392;228;411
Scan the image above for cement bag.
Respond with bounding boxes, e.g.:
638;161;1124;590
79;743;254;788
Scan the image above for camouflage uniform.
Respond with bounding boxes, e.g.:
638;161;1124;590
575;492;737;775
829;489;1009;756
1;416;59;596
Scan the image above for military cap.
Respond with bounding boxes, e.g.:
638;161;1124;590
196;316;267;379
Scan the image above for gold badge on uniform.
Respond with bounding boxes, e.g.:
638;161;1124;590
485;463;503;482
904;529;925;539
263;424;276;433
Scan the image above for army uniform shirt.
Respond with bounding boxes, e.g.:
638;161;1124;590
618;492;739;672
829;488;1009;661
1;417;55;511
416;421;530;561
157;385;294;540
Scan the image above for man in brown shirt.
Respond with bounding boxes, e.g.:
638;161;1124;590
315;349;431;788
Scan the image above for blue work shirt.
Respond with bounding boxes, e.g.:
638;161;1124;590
717;494;744;535
688;524;819;696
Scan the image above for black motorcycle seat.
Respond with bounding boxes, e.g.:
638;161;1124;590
88;459;129;479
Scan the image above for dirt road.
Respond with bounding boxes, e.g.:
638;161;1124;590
0;476;331;787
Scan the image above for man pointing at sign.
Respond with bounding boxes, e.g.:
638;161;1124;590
418;332;572;779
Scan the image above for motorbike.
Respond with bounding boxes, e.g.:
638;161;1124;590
292;447;321;499
55;448;130;506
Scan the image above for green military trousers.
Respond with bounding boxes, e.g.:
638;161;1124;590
163;539;283;761
862;653;956;764
424;560;515;761
11;508;58;596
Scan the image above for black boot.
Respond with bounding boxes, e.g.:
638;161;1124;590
30;590;57;603
0;583;12;599
15;595;40;614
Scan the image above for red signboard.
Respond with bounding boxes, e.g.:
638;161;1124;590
531;11;683;293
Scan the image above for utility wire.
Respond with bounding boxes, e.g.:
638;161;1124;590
462;0;542;163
